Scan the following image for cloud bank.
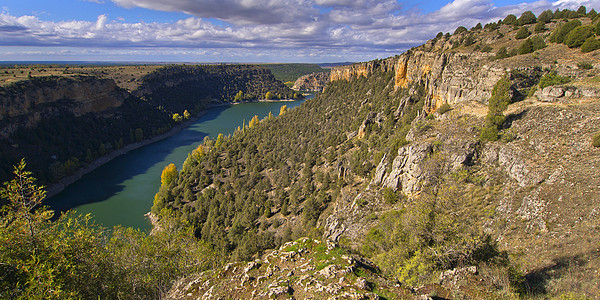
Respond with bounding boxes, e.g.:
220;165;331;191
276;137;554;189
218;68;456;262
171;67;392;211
1;0;599;62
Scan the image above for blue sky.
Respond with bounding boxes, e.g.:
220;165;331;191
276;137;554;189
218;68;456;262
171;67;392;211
0;0;596;62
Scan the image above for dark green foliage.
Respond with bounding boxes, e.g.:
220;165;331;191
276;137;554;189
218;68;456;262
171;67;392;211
481;76;511;142
588;9;597;19
473;23;483;30
454;26;468;35
504;14;517;25
577;61;593;69
519;36;547;54
581;37;600;52
564;25;594;48
539;71;571;89
494;47;509;60
463;35;475;46
518;11;537;25
550;19;582;44
538;9;554;23
481;45;493;52
577;5;587;16
153;69;425;262
258;63;327;83
595;19;600;36
534;21;546;33
592;131;600;147
515;27;530;39
435;32;444;39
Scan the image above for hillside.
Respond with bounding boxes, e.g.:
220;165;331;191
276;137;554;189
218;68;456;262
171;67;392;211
0;64;297;186
158;7;600;299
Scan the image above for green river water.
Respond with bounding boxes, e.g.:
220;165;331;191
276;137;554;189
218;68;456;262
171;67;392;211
48;99;305;231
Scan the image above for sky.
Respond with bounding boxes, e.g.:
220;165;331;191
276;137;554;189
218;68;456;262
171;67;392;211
0;0;598;63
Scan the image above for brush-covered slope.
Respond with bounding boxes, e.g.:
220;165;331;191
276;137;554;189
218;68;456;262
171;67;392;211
161;7;600;299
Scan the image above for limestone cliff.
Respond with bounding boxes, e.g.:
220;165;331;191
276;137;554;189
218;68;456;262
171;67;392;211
291;72;330;91
330;51;505;112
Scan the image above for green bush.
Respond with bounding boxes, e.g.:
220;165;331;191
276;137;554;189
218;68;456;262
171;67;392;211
577;61;593;69
494;47;509;59
564;25;595;48
581;37;600;53
539;71;571;89
515;27;530;39
592;132;600;147
550;19;582;44
503;14;517;25
518;38;534;54
538;9;553;23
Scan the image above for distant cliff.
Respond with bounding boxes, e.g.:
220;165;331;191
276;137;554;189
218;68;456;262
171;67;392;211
0;76;127;137
291;72;330;91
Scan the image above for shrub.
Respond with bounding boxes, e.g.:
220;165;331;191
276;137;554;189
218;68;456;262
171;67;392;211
494;47;509;59
481;45;493;52
581;37;600;53
593;132;600;147
518;11;537;25
550;19;582;43
539;71;571;89
577;61;593;69
564;25;594;48
481;76;511;142
515;27;530;39
518;38;534;54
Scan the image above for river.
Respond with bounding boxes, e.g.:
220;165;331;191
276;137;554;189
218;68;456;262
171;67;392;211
48;99;305;231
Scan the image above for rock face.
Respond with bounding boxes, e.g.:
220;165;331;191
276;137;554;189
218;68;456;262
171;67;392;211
0;76;127;137
330;50;506;112
292;72;330;91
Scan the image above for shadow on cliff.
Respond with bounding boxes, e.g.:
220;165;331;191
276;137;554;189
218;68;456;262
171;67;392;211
47;105;230;215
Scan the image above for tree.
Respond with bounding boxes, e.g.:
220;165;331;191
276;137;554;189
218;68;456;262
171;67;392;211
279;105;288;115
515;27;530;39
453;26;467;35
160;163;178;187
518;11;537;25
550;19;582;43
265;91;274;100
503;14;517;25
581;36;600;52
481;76;511;141
234;90;244;102
564;25;594;48
249;115;260;128
183;110;191;119
518;38;534;54
538;9;553;23
577;5;587;16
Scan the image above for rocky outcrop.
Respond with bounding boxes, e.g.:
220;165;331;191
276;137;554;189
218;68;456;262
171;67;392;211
534;85;600;102
166;238;413;299
292;72;330;91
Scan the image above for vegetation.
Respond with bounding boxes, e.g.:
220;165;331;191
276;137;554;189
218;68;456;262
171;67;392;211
258;63;328;83
515;27;530;39
481;76;511;141
539;71;571;89
593;131;600;147
0;160;217;299
581;37;600;52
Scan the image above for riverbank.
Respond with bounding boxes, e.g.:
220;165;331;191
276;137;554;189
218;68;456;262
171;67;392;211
44;111;208;199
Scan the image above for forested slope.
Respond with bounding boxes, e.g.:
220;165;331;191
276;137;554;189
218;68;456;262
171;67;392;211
0;65;296;186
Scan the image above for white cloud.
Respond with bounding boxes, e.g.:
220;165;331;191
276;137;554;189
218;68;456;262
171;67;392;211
0;0;597;61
